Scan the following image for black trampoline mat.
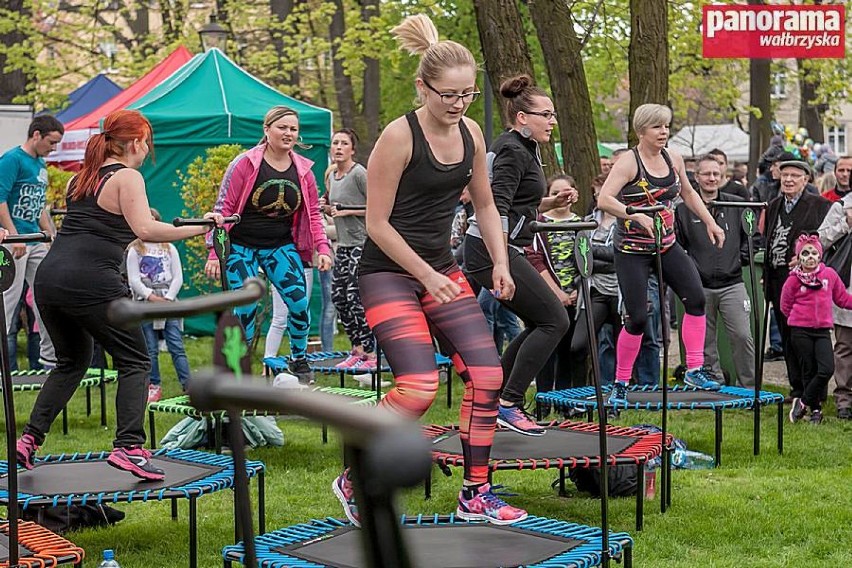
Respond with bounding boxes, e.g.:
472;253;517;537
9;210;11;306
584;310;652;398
0;456;221;497
0;533;31;561
277;524;582;568
576;390;741;404
432;428;636;460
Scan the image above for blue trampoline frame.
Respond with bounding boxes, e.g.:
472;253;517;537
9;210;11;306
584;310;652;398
222;514;633;568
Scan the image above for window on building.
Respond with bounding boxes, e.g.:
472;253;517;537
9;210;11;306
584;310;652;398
770;70;787;98
828;125;847;156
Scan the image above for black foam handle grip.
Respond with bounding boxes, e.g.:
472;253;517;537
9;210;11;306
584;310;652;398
49;208;67;216
334;204;366;211
528;220;598;233
625;205;665;214
188;371;432;488
107;278;265;328
3;231;53;244
172;214;241;227
708;200;768;209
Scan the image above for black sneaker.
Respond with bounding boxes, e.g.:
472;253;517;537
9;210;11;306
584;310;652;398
290;357;315;385
808;410;823;425
765;348;784;362
838;407;852;420
788;398;807;423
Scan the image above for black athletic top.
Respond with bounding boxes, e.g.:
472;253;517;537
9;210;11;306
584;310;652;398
35;164;138;306
230;158;299;249
359;111;474;275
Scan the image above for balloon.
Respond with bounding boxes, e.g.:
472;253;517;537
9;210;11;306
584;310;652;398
793;133;804;145
784;125;794;140
771;121;785;136
797;127;809;138
805;138;814;148
813;142;823;155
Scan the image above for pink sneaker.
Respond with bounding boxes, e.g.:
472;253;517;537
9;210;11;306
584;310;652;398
335;353;365;370
352;353;378;371
457;483;528;525
147;384;162;403
16;433;39;470
107;446;165;481
331;470;360;526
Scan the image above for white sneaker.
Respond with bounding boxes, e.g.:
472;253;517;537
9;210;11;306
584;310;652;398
353;373;390;389
272;372;309;390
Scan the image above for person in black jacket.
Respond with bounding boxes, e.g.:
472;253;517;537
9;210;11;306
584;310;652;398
676;155;755;386
764;159;831;399
464;74;569;436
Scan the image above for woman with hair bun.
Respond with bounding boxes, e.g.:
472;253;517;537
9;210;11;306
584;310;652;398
331;14;526;526
464;74;571;436
16;109;222;481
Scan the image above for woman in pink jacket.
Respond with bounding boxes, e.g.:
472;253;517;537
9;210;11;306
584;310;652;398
206;106;332;384
781;233;852;424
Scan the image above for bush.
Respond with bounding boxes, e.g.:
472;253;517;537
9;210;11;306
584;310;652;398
176;144;245;294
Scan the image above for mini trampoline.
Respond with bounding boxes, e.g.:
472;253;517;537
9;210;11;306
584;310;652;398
148;387;381;447
424;421;668;531
536;385;785;467
263;351;455;406
222;514;633;568
0;520;84;568
3;368;118;434
0;448;266;568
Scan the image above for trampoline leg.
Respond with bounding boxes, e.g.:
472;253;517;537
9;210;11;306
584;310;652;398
715;409;723;468
666;445;672;509
623;543;633;568
189;496;197;568
171;498;178;520
777;400;784;455
558;468;567;497
636;463;644;532
339;371;344;388
62;406;68;435
424;468;432;500
258;470;266;534
100;375;108;426
446;366;453;408
214;417;222;455
86;385;92;416
322;423;328;444
149;410;157;450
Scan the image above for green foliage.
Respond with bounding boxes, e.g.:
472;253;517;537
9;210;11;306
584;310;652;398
176;143;244;294
46;166;73;209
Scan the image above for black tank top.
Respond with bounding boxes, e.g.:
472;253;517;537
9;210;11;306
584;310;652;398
35;164;139;306
359;111;474;275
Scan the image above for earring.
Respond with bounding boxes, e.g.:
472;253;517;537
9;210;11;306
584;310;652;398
520;126;533;139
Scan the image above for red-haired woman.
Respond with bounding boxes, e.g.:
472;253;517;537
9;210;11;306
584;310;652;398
16;110;221;481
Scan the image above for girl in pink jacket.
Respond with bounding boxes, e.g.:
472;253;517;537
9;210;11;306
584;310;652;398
781;233;852;424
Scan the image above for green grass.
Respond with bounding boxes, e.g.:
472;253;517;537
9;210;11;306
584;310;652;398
4;335;852;567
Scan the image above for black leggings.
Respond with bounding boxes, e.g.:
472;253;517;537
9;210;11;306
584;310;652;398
789;327;832;410
570;288;621;360
614;243;705;335
464;237;570;405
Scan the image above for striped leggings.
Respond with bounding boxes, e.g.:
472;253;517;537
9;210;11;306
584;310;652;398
359;268;502;484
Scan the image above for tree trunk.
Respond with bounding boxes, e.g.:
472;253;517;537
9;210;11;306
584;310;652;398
529;0;599;213
797;60;825;144
472;0;558;172
360;0;380;160
270;0;299;92
329;0;357;129
0;0;29;103
747;1;771;181
628;0;668;147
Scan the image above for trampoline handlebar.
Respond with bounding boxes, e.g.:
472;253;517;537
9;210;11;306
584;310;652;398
707;200;768;209
335;204;366;211
189;370;433;488
49;208;67;216
2;231;53;244
625;205;665;215
528;220;598;233
172;214;241;227
107;278;266;327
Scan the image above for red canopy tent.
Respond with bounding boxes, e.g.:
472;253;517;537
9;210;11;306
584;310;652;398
48;45;193;170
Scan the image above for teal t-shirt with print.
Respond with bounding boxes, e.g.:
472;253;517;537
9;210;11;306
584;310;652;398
0;146;47;236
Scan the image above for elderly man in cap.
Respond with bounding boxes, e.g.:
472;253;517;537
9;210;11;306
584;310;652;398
764;158;831;400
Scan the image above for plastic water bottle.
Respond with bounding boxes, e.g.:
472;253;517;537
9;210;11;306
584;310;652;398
98;549;121;567
671;449;715;470
644;463;657;500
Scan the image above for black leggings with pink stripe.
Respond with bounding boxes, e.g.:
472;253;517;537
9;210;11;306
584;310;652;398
358;267;503;484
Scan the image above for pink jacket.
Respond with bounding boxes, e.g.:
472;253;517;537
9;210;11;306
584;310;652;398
208;143;331;263
780;266;852;328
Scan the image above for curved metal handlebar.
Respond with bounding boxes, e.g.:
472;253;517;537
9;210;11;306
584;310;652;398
172;214;241;227
708;200;768;209
334;204;366;211
107;278;266;328
528;220;598;233
625;205;665;215
3;231;53;244
188;371;432;488
49;208;67;217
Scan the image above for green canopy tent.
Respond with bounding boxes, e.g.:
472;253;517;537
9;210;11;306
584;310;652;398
129;48;333;335
554;141;613;167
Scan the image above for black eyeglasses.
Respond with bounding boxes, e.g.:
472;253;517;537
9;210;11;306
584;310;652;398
525;110;557;120
422;79;481;105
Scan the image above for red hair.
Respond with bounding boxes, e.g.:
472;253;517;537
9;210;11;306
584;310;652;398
70;110;154;201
